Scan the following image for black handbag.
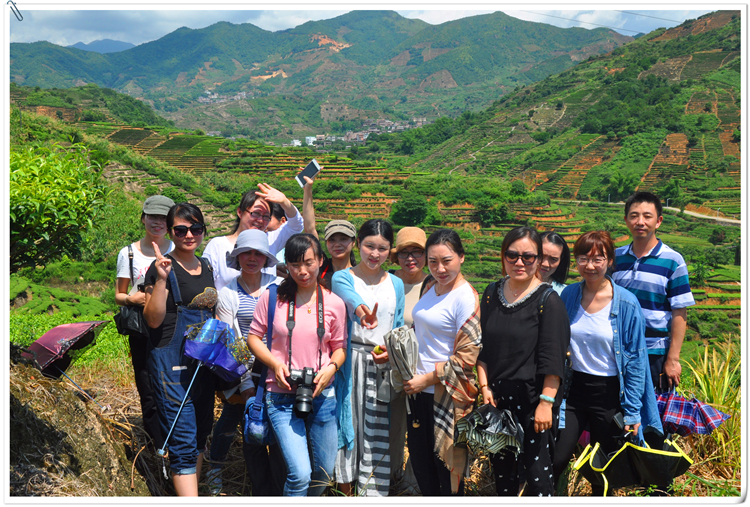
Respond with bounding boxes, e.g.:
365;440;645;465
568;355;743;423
113;245;149;336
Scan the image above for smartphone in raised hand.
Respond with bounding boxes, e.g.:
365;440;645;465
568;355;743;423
295;159;321;188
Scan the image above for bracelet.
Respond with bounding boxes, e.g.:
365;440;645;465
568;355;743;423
539;394;555;404
478;384;488;390
330;361;339;372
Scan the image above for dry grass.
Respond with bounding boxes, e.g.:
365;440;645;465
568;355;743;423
34;338;740;498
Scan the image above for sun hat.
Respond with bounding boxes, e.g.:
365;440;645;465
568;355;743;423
390;227;427;263
143;195;175;216
324;220;357;241
226;229;279;270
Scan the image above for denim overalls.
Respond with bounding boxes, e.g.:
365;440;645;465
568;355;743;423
148;260;216;475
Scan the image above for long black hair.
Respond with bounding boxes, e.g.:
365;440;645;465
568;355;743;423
278;234;329;303
356;219;394;246
540;231;570;285
167;203;206;230
500;226;542;277
425;228;465;257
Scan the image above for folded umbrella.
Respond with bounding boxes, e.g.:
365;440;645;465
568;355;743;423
455;404;524;456
184;318;249;382
574;434;693;496
656;390;730;437
384;325;420;427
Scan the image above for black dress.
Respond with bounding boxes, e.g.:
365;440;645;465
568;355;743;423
479;278;570;497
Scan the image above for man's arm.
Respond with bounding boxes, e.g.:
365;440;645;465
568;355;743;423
664;307;687;388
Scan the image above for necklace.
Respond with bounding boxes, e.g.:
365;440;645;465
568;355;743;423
238;276;259;297
506;279;535;299
300;292;317;314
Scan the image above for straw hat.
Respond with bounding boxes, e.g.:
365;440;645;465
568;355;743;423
390;227;427;263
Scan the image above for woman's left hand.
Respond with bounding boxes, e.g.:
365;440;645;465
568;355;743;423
403;373;430;395
533;401;554;433
624;422;641;435
312;363;336;398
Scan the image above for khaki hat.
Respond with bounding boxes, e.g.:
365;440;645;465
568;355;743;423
324;220;357;241
143;195;175;216
390;227;427;263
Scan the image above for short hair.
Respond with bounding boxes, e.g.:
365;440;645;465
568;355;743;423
573;230;615;261
425;229;465;258
232;190;268;234
500;226;542;277
357;219;394;247
278;233;329;302
167;203;205;230
540;231;570;285
624;191;662;218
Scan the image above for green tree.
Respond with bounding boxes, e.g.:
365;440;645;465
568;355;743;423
10;143;107;271
390;194;429;226
476;197;512;227
690;260;710;287
709;228;726;245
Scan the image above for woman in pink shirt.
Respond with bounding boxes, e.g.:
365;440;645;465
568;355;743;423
247;233;347;496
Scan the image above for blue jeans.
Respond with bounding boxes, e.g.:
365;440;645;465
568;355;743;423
266;386;338;496
209;398;286;495
148;306;215;475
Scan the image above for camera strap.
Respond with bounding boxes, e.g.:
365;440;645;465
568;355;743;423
286;284;325;373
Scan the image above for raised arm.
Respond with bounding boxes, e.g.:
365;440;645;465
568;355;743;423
302;175;318;238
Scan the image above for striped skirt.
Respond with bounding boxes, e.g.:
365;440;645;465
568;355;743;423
335;344;391;496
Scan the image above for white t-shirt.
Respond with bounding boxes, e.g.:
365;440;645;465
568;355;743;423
412;282;476;394
349;273;397;347
569;300;618;376
203;206;303;291
116;241;173;293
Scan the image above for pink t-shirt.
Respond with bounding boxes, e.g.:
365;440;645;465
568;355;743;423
249;288;347;393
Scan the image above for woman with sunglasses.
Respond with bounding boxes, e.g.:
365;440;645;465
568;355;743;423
331;219;405;496
539;231;571;296
247;234;347;496
203;183;303;291
552;231;662;495
476;226;569;496
406;229;481;495
143;203;217;496
115;195;175;450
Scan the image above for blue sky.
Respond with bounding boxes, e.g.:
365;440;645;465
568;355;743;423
9;5;717;47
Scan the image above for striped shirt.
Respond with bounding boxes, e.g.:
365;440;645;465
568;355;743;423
612;240;695;355
236;285;259;338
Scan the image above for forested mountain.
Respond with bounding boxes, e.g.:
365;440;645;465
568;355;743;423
11;10;631;127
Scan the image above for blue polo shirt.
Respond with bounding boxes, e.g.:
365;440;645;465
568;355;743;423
612;240;695;355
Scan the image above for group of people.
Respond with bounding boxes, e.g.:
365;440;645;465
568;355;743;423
115;182;694;497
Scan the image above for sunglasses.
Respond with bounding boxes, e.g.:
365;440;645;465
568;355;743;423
171;224;205;238
504;250;538;265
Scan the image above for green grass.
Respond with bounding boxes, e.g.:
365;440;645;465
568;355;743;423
657;233;713;248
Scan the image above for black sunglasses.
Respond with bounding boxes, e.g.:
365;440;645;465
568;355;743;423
171;224;205;238
503;250;538;265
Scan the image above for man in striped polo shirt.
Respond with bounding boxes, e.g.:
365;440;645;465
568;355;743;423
613;192;695;393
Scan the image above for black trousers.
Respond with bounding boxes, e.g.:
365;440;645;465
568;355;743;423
129;333;165;448
406;392;464;496
489;380;557;497
553;371;622;496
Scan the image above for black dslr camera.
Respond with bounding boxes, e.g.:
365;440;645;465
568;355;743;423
287;367;317;418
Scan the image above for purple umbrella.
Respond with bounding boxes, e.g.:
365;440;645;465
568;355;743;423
22;321;108;378
656;390;730;436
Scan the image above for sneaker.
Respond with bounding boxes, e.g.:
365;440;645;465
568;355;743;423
205;467;223;496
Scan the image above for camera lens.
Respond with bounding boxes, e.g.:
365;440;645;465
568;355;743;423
294;384;314;419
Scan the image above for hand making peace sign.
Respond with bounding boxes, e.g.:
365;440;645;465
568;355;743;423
152;241;172;281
